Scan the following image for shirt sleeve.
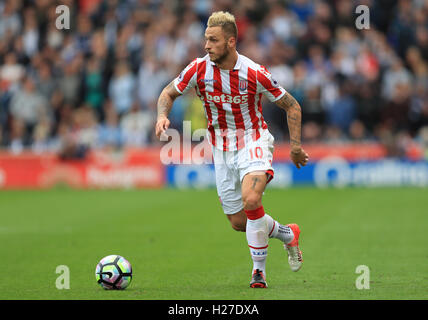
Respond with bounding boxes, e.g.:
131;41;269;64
173;59;198;95
256;65;287;102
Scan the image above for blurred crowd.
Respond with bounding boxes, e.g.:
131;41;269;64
0;0;427;158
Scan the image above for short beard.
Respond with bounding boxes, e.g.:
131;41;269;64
211;44;229;64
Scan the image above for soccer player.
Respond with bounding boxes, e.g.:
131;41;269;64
155;11;309;288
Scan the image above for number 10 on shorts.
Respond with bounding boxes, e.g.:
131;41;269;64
249;146;263;160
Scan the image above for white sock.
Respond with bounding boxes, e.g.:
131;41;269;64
265;214;294;244
246;215;269;275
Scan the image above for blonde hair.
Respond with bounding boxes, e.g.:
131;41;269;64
207;11;238;40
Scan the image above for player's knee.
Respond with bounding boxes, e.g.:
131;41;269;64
228;212;246;232
242;193;262;210
230;221;246;232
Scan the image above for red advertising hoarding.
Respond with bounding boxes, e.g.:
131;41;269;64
0;148;164;189
0;142;423;189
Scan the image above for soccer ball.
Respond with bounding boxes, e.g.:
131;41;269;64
95;255;132;290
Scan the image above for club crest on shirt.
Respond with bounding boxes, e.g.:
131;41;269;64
239;80;248;92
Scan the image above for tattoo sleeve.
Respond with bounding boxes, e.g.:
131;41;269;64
157;81;181;119
274;92;302;151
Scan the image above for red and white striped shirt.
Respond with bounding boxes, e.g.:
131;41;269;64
173;53;286;151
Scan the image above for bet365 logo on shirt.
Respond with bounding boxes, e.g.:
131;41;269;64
205;92;248;104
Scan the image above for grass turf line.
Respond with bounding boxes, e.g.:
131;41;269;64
0;187;426;299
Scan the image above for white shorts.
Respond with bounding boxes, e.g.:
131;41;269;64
213;130;275;214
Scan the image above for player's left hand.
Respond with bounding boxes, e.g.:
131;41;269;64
290;148;309;169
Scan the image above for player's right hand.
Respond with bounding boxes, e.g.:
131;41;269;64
155;116;170;140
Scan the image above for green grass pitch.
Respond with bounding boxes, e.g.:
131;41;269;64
0;187;427;300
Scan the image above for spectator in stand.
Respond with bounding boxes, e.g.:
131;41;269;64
0;0;22;39
356;81;381;132
0;80;11;141
36;61;56;102
22;6;39;58
70;104;98;156
382;57;413;101
381;82;412;132
58;55;83;107
302;121;323;144
83;57;105;120
405;46;428;89
349;120;372;142
289;0;314;23
9;118;25;154
0;52;25;89
108;60;136;117
75;14;93;55
267;3;303;44
0;0;426;153
414;26;428;62
97;104;122;150
9;76;50;145
303;85;324;125
409;83;428;133
120;101;154;147
31;115;52;153
137;53;170;110
325;78;356;135
418;126;428;160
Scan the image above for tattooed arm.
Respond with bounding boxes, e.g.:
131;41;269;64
275;92;309;169
275;91;302;151
155;81;181;139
